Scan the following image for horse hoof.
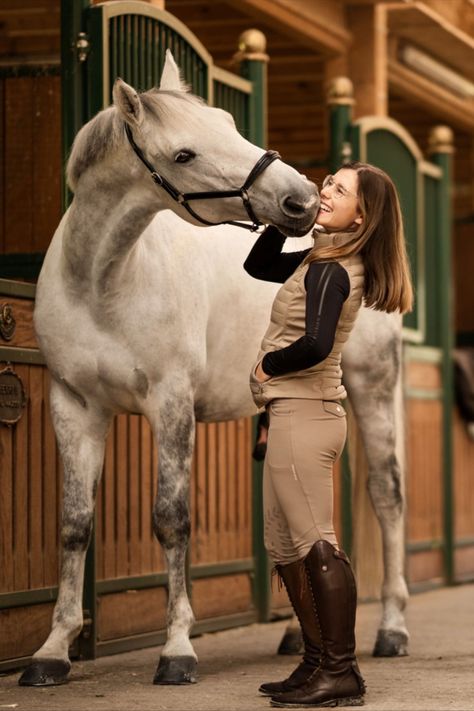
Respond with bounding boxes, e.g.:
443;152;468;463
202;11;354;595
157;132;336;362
373;629;409;657
18;659;71;686
153;655;197;685
277;629;304;656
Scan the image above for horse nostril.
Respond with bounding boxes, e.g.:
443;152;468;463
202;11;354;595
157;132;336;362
282;195;306;216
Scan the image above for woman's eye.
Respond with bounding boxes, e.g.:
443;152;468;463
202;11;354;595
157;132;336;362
175;151;195;164
336;186;345;197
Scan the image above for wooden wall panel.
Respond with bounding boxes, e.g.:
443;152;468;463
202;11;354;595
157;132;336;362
0;603;54;662
96;415;165;581
453;407;474;581
405;358;444;586
97;587;168;641
0;364;61;595
191;419;253;565
192;573;252;620
0;75;61;257
406;398;443;544
407;549;444;585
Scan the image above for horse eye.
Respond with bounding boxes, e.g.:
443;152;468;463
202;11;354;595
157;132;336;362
175;150;195;164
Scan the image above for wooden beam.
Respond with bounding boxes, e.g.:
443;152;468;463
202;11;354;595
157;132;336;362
388;59;474;132
226;0;351;56
347;4;388;117
386;2;474;81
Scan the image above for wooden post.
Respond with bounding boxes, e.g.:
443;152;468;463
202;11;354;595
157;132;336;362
428;125;455;584
234;29;271;622
234;29;269;149
326;76;354;173
347;4;388;119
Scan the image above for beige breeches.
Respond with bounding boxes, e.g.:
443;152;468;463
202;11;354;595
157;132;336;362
263;398;347;565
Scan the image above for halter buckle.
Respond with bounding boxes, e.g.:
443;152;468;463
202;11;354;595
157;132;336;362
151;172;163;186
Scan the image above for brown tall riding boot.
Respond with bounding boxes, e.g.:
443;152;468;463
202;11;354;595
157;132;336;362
271;540;366;708
259;560;322;696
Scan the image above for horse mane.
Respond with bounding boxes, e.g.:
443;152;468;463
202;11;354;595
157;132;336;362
67;89;204;191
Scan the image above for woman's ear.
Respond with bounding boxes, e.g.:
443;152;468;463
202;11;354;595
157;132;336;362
354;214;363;225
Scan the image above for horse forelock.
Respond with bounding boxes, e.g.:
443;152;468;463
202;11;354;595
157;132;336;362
140;88;205;123
66;90;205;191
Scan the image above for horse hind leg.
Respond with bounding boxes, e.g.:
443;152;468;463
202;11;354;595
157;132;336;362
346;363;409;658
149;394;197;685
19;381;111;686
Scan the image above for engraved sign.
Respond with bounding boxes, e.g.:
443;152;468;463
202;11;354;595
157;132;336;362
0;366;26;425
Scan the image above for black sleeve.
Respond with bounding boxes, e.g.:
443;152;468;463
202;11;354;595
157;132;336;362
243;225;311;283
261;261;350;377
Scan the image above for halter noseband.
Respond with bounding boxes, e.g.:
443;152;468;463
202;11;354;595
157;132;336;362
124;123;280;232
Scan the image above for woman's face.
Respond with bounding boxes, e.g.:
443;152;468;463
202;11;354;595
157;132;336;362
315;168;363;231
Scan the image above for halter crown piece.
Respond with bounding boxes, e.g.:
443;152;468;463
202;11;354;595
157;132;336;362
124;123;280;231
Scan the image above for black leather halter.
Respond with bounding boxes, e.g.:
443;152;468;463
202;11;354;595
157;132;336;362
124;123;281;231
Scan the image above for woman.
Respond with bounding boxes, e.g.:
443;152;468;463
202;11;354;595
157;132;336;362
244;162;413;708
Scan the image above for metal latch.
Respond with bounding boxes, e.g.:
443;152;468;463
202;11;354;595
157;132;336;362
75;32;90;62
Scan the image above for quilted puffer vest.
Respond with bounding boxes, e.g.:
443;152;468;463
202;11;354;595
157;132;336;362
250;230;364;410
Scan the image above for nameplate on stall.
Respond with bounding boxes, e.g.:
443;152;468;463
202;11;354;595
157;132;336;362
0;366;27;425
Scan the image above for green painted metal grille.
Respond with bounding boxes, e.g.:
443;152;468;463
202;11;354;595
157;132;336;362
108;14;208;101
213;79;249;138
423;174;441;347
366;129;419;335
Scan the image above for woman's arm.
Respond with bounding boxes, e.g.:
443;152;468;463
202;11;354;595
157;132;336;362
244;225;311;283
259;262;350;377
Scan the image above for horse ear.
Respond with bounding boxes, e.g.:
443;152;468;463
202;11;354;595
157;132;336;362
159;49;186;91
113;78;144;126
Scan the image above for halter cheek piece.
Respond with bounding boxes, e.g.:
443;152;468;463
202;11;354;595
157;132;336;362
124;123;281;232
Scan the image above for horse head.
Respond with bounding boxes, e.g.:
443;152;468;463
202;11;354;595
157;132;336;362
67;50;318;237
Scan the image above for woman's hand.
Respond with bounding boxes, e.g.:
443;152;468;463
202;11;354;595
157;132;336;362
255;361;271;383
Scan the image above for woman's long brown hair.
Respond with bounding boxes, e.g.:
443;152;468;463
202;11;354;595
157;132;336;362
305;162;414;314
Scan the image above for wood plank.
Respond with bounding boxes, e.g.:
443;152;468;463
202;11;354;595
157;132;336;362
32;76;61;253
453;408;474;541
0;79;4;254
217;421;228;560
406;361;442;390
406;400;443;543
13;365;29;590
128;414;141;576
101;422;116;580
97;587;167;641
42;369;58;587
0;603;54;662
0;414;14;592
236;418;245;559
28;366;44;588
139;416;154;573
4;78;34;253
407;549;443;585
226;421;237;558
206;423;218;562
115;415;129;577
192;573;253;620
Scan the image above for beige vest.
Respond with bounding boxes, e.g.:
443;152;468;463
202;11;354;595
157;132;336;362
250;231;364;409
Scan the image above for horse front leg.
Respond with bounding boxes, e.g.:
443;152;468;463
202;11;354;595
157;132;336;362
19;381;111;686
346;371;409;658
150;393;197;685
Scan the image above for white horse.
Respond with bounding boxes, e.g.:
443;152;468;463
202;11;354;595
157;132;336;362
19;53;407;688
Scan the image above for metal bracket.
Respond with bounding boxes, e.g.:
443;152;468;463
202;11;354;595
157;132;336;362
75;32;90;63
0;303;16;341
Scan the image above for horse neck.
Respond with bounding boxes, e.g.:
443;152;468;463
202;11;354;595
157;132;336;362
62;167;163;291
